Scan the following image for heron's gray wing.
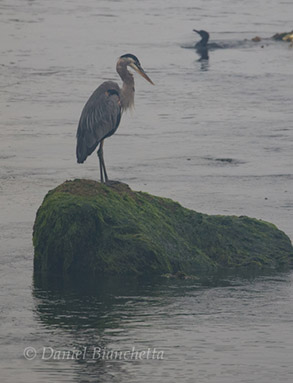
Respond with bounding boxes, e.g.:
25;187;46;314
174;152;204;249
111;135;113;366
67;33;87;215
76;82;121;163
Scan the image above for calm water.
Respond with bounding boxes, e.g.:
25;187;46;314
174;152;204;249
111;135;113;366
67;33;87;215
0;0;293;382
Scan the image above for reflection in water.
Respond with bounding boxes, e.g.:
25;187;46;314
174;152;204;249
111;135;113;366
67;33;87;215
198;57;209;71
33;272;203;331
33;274;182;382
32;271;293;382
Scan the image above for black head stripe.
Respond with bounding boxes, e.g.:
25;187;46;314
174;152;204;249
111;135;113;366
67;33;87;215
120;53;141;66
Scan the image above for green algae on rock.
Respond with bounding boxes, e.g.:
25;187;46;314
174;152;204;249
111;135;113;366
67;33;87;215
33;179;293;277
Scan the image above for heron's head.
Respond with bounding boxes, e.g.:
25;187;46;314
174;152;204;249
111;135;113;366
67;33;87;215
118;54;154;85
193;30;210;41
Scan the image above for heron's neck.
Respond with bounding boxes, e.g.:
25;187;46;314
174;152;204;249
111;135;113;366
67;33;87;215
116;64;135;110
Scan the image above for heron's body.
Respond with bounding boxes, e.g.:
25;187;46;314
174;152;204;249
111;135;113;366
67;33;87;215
76;54;153;182
76;81;121;163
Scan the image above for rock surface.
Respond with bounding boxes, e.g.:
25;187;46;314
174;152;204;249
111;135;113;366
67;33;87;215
33;179;293;277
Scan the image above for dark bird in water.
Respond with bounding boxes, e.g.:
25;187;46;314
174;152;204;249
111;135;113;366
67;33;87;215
76;54;154;183
193;30;223;59
193;30;210;60
194;30;210;48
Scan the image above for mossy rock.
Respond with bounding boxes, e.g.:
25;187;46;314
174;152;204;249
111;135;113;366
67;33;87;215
272;30;293;41
33;179;293;278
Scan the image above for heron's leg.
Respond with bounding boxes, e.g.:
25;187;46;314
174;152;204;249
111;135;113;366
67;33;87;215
102;157;109;183
97;140;108;183
97;141;104;183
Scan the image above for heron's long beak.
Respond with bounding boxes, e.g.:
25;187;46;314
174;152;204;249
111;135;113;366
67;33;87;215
130;63;154;85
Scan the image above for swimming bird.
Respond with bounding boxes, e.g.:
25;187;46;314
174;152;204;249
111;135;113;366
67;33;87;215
193;30;223;59
193;30;210;59
76;54;154;183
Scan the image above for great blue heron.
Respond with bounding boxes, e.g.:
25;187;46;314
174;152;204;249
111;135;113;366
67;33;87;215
76;53;154;183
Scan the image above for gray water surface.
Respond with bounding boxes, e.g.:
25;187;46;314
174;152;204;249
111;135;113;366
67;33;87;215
0;0;293;382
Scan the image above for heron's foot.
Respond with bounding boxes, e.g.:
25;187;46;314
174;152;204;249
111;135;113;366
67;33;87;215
105;180;123;186
104;179;131;192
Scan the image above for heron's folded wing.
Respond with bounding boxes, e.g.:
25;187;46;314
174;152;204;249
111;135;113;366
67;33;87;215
76;86;121;162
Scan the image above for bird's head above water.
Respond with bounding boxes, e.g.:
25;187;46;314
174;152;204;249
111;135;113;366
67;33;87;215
193;30;210;43
117;54;154;85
